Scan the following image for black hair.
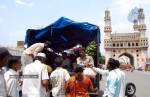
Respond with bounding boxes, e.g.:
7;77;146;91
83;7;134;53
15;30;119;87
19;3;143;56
55;57;63;66
108;58;117;70
115;60;120;68
7;57;19;68
44;41;51;47
62;52;67;56
0;47;11;61
74;66;84;73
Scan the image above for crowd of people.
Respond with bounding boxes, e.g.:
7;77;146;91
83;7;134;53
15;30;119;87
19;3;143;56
0;42;126;97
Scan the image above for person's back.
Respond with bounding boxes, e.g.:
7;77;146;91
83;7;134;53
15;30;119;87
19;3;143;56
50;57;70;97
115;60;126;97
50;67;70;97
22;60;49;97
115;68;126;97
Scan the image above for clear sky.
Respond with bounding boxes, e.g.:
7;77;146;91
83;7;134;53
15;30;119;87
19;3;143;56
0;0;149;57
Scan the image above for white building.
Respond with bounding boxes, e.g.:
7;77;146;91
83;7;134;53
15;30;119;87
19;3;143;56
104;7;148;68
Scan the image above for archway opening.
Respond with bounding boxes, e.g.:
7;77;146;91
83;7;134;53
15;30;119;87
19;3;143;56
118;53;134;66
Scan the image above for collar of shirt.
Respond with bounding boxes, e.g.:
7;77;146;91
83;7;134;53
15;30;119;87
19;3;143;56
8;69;19;75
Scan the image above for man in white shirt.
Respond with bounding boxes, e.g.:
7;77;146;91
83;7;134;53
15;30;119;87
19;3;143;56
4;57;22;97
22;53;49;97
21;41;51;68
115;60;126;97
90;58;120;97
0;47;11;97
50;57;70;97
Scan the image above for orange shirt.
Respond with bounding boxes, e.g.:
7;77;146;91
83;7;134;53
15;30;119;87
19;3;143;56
66;76;93;97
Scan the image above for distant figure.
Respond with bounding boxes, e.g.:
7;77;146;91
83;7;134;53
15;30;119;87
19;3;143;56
21;41;51;68
22;53;49;97
4;57;22;97
0;47;11;97
62;52;71;70
76;47;94;67
66;66;94;97
50;57;70;97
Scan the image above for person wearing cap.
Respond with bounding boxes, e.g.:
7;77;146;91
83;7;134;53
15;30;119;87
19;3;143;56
4;57;22;97
21;41;51;69
0;47;11;97
22;53;49;97
50;57;70;97
66;66;94;97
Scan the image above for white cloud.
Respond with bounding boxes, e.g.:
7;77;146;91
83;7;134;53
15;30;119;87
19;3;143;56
15;0;34;6
0;4;7;9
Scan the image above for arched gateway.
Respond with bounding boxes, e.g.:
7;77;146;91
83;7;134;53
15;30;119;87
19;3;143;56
104;7;148;69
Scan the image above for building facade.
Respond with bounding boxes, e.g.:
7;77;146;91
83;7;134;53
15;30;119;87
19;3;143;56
104;7;148;68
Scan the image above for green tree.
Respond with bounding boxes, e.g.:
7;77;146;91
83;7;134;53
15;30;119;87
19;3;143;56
99;54;105;64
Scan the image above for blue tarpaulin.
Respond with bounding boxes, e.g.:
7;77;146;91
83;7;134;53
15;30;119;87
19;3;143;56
24;17;101;52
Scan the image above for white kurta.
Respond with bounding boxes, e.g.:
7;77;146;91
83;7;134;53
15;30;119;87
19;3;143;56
92;67;120;97
22;60;49;97
0;69;7;97
50;67;70;97
115;69;126;97
4;69;20;97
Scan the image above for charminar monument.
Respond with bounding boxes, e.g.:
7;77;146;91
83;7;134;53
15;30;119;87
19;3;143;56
104;7;148;69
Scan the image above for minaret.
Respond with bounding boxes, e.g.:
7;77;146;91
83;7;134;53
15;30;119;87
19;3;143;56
104;9;112;39
104;9;112;65
138;7;146;37
132;10;139;32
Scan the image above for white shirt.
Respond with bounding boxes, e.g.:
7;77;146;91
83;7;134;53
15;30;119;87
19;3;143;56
0;69;7;97
23;43;44;57
4;69;20;97
22;60;49;97
50;67;70;97
115;69;126;97
92;67;119;97
77;55;94;67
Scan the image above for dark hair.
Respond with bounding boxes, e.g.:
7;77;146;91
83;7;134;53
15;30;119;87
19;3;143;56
44;41;51;47
55;57;63;66
108;58;117;70
115;60;120;68
62;52;67;56
74;66;84;73
7;57;19;68
0;47;11;61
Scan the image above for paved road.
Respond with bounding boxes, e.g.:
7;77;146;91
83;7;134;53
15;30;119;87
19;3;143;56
99;70;150;97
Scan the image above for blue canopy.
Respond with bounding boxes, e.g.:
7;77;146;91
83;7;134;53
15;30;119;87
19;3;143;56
24;17;101;52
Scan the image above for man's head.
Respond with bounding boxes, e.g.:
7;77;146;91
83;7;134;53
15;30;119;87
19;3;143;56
55;57;63;67
62;52;67;59
0;47;11;68
44;41;51;48
115;60;120;68
7;57;22;71
107;58;117;71
74;66;84;81
34;53;46;63
78;47;86;57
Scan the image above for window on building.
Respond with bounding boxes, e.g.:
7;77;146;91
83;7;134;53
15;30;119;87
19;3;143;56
136;43;138;46
121;43;123;47
132;43;134;46
113;54;115;57
137;54;139;57
128;43;130;46
113;43;115;47
113;50;115;52
117;43;119;47
136;50;138;52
